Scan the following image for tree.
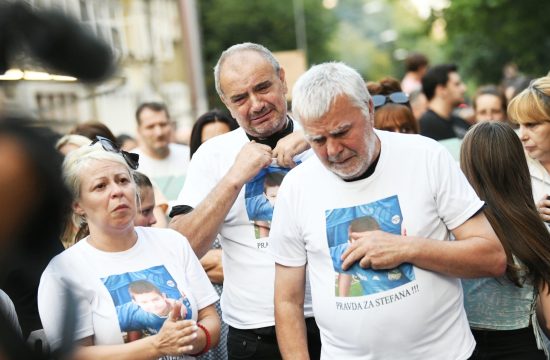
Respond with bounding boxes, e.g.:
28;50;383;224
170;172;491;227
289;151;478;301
198;0;337;109
441;0;550;84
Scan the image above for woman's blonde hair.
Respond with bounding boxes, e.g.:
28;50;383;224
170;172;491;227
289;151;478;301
63;142;134;200
62;142;136;245
508;76;550;125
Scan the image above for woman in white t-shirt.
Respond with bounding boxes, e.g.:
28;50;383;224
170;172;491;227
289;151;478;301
38;137;220;360
508;76;550;224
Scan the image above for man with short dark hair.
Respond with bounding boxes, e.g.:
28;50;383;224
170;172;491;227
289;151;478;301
169;42;320;359
133;102;190;209
271;62;506;359
419;64;470;140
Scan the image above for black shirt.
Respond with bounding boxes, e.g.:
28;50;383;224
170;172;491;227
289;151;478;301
419;109;470;141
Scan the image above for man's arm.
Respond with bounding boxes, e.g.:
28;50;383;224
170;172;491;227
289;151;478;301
200;249;223;284
169;141;272;257
341;211;506;278
274;263;309;360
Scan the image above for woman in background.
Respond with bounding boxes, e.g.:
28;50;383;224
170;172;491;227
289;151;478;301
188;109;237;360
367;77;418;134
189;109;238;157
508;76;550;225
460;121;550;359
473;85;507;123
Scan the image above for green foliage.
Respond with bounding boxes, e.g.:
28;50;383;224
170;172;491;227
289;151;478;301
328;0;440;83
198;0;337;108
442;0;550;84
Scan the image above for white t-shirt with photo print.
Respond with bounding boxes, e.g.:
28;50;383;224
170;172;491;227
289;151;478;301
176;125;313;329
38;227;218;358
271;130;483;360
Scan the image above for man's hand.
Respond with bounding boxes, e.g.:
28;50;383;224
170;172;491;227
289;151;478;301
341;230;409;271
227;141;273;185
536;194;550;223
272;130;310;168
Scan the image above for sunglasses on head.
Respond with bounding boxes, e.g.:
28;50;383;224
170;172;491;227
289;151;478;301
372;92;410;109
91;136;139;170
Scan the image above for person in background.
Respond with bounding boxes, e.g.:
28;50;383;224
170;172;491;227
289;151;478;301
189;109;238;157
508;76;550;226
401;52;429;94
38;138;220;359
473;85;508;123
117;134;138;152
419;64;470;140
367;77;418;134
133;172;158;227
133;102;190;209
188;109;237;360
460;121;550;359
409;89;428;121
70;120;117;143
187;109;238;360
55;134;91;155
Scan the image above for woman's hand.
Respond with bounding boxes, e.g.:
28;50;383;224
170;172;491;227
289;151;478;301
536;195;550;223
154;302;199;356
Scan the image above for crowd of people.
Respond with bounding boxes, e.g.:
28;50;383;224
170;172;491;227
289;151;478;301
1;41;550;360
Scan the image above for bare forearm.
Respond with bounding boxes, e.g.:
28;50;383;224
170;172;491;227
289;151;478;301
201;249;224;284
275;264;309;360
275;300;309;360
169;173;243;258
195;308;221;350
406;236;506;278
537;283;550;337
72;336;163;360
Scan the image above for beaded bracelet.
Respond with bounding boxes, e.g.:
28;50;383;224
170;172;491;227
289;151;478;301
190;322;211;357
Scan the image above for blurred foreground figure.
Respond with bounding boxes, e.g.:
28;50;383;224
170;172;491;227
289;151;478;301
0;115;71;359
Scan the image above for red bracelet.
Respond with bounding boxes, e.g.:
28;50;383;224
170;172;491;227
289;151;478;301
190;322;211;357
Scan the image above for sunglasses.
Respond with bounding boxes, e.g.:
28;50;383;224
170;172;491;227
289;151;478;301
372;92;410;109
91;136;139;170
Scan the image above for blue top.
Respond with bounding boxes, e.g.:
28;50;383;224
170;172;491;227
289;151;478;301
462;275;535;330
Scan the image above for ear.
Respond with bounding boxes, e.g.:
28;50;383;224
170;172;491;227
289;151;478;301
279;67;288;95
73;201;85;217
435;84;447;99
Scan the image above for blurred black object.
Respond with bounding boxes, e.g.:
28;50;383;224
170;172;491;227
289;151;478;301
0;2;114;82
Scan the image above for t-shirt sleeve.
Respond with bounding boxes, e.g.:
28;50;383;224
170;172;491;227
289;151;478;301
428;143;484;230
176;144;219;208
270;173;308;267
38;264;94;350
178;233;219;309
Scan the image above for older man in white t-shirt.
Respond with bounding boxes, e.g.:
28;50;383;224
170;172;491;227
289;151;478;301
271;62;506;360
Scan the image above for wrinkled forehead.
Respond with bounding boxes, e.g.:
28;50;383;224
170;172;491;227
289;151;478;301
219;51;278;94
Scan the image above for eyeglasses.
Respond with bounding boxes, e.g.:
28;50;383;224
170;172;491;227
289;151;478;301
529;81;550;105
91;136;139;170
372;92;410;109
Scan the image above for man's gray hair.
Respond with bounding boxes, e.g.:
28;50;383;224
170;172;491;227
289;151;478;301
214;42;281;98
292;62;372;122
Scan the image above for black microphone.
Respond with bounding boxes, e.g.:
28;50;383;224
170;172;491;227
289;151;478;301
1;2;115;82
